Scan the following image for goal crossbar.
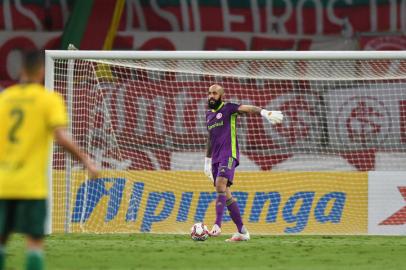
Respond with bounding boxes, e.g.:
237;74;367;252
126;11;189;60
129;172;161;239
46;50;406;60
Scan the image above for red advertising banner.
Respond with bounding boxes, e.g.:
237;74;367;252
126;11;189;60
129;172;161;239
0;1;404;35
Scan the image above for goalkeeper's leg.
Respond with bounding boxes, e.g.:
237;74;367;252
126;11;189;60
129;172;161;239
209;176;228;237
226;187;247;234
225;187;250;242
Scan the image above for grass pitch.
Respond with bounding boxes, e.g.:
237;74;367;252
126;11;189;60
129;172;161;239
4;234;406;270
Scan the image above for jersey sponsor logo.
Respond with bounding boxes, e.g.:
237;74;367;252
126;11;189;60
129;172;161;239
216;113;223;119
207;121;224;131
57;171;367;234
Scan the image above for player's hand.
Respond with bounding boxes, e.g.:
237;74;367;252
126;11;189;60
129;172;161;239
84;159;100;179
261;109;284;124
204;157;214;181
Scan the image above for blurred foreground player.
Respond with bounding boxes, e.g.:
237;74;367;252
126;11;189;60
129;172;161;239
0;51;98;270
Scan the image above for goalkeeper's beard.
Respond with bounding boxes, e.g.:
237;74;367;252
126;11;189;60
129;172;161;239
208;98;222;110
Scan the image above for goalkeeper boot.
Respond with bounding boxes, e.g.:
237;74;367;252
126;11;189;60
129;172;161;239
208;224;221;237
225;229;250;242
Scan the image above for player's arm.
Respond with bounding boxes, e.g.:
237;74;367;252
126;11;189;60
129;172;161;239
238;105;283;124
54;127;99;179
204;134;213;181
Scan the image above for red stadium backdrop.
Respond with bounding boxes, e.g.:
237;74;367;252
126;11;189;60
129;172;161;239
51;61;406;172
1;0;406;86
1;0;406;172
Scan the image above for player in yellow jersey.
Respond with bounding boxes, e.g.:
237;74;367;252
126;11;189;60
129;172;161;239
0;51;98;270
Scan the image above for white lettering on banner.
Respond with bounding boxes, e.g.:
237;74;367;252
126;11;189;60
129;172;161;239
221;0;245;32
250;0;260;33
402;0;406;34
122;0;406;35
151;0;180;31
370;0;398;32
154;96;166;136
296;0;323;35
126;0;146;31
190;0;201;31
266;0;292;34
0;1;404;35
180;0;190;31
14;0;42;30
3;0;12;30
0;0;68;31
327;0;353;37
389;0;397;32
134;97;151;137
370;0;377;32
96;82;127;134
174;91;191;134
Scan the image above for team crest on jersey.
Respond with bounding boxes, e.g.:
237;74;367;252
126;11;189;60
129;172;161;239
216;113;223;119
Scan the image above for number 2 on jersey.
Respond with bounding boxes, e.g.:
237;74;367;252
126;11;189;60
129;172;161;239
8;108;24;143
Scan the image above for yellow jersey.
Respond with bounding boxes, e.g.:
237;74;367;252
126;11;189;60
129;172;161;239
0;83;67;199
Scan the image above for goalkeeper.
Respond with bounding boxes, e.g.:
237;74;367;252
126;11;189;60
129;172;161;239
204;84;283;242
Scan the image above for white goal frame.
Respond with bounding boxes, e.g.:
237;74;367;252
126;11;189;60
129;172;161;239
44;50;406;234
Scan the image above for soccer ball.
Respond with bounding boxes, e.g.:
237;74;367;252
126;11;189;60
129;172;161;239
190;222;209;241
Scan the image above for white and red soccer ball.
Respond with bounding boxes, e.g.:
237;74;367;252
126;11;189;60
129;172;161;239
190;222;209;241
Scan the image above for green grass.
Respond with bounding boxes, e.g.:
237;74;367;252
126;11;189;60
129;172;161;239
4;234;406;270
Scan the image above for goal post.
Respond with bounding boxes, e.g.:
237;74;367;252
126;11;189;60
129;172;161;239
46;50;406;235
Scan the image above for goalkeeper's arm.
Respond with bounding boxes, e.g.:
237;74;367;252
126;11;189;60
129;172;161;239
238;105;283;124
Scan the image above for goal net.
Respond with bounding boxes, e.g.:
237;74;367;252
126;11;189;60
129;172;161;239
46;51;406;235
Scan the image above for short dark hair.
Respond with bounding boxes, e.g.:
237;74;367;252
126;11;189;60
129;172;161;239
22;50;45;76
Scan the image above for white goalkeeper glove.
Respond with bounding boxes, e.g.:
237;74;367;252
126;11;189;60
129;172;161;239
204;157;214;181
261;109;284;124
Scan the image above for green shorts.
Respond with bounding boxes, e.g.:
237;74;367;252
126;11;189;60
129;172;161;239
0;199;46;239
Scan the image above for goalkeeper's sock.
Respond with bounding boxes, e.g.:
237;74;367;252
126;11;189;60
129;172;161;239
26;249;44;270
227;198;244;233
215;193;227;227
0;246;5;270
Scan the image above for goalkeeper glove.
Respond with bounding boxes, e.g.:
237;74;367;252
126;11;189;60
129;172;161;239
261;109;283;124
204;157;214;181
